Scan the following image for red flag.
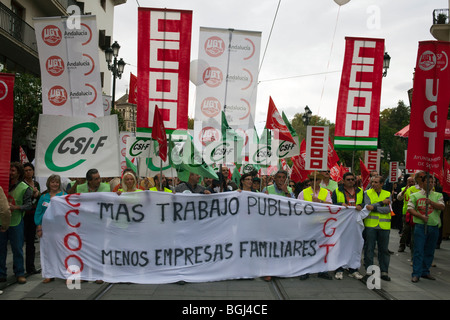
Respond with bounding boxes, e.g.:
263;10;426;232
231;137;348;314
128;73;137;104
19;146;29;164
265;96;295;143
290;140;312;182
329;163;342;182
406;41;450;176
442;160;450;195
327;137;339;169
151;105;167;162
360;159;370;189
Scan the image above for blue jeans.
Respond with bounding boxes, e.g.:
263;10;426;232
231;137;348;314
0;219;25;278
363;227;390;273
412;224;439;278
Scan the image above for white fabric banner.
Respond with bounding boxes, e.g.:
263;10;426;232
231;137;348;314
40;191;368;284
34;15;104;117
35;114;121;178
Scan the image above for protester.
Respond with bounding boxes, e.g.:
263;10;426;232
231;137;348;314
319;170;338;193
175;173;211;194
22;162;41;275
298;172;331;204
239;173;256;192
0;187;11;232
397;176;419;253
331;172;364;280
263;170;294;198
117;171;143;194
221;166;238;190
363;175;392;281
35;174;66;283
150;174;173;193
408;172;445;283
252;177;261;192
0;162;33;284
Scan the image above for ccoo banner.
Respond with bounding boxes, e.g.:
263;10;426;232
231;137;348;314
334;37;385;150
40;191;368;284
137;8;192;133
406;41;450;176
35;114;120;178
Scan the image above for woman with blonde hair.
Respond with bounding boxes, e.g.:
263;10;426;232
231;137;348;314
35;174;66;283
116;171;143;195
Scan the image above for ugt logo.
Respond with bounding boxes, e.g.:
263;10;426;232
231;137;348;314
45;122;108;172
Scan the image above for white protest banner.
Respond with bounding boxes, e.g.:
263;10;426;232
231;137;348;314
305;126;329;171
34;16;104;117
40;191;368;284
35;114;120;178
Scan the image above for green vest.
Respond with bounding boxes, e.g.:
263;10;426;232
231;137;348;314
335;187;363;205
401;185;420;215
266;185;292;197
364;188;391;230
409;190;443;226
150;187;172;193
302;186;329;202
77;182;110;193
8;182;31;227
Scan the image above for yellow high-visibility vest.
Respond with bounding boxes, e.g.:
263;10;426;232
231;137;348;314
364;188;391;230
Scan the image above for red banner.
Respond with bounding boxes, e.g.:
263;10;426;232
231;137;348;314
0;73;15;191
406;41;450;176
128;72;137;104
137;8;192;132
334;37;385;150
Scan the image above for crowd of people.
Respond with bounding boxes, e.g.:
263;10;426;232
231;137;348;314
0;161;448;291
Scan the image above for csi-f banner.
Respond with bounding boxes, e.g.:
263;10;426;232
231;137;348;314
137;8;192;132
334;37;385;150
0;73;15;191
406;41;450;176
34;16;104;117
35;114;120;178
40;191;368;284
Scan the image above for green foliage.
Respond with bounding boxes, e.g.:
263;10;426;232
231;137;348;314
11;72;42;149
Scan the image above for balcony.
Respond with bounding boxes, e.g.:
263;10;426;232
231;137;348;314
0;2;38;54
430;8;450;41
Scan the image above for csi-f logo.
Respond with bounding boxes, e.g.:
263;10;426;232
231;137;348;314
45;122;108;172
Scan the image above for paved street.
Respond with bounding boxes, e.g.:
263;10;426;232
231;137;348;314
1;228;450;302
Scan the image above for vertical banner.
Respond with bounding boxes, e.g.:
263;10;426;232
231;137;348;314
364;149;381;173
137;8;192;133
406;41;450;176
0;73;15;191
193;27;261;160
305;126;329;171
128;73;138;104
34;16;104;117
389;161;399;182
334;37;385;150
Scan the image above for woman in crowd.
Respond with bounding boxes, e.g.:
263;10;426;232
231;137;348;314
116;171;143;194
34;174;66;284
239;173;256;192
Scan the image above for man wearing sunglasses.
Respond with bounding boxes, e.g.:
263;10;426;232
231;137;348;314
331;172;364;280
408;172;444;283
363;175;392;281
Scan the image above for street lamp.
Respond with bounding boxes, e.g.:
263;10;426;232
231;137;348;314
383;52;391;77
302;105;312;126
105;41;126;110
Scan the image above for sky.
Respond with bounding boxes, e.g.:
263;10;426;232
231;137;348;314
111;0;447;126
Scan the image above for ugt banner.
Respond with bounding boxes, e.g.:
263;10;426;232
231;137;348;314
137;8;192;133
334;37;385;150
35;114;120;178
0;73;15;191
406;41;450;176
40;191;368;284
